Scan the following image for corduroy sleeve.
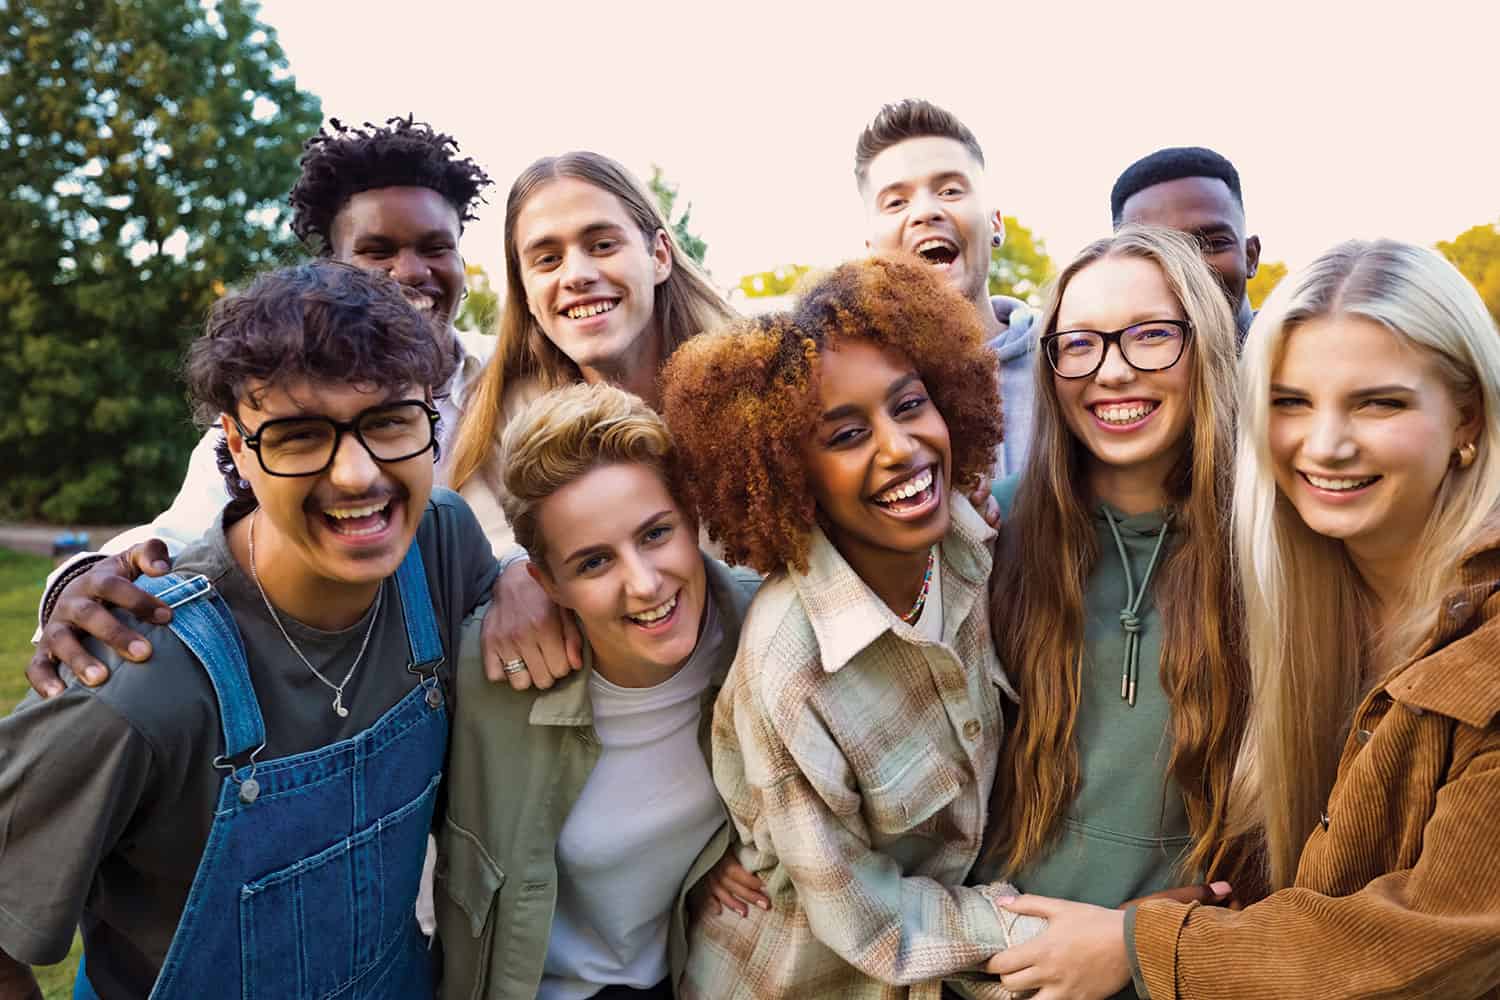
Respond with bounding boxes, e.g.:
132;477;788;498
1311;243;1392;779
1130;742;1500;1000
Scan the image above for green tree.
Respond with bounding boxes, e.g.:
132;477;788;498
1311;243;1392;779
738;264;811;298
988;216;1053;305
0;0;322;522
1247;260;1288;310
647;165;708;268
1437;221;1500;325
454;262;499;336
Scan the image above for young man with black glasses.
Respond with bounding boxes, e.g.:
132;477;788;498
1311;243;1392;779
0;262;499;1000
28;116;494;696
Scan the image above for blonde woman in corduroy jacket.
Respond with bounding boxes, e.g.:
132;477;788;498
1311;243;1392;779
982;239;1500;1000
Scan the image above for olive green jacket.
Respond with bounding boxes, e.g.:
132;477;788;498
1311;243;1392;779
435;555;761;1000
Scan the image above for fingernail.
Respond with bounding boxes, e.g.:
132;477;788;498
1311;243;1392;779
44;683;64;698
758;899;771;910
153;608;172;624
996;895;1016;905
85;666;106;685
152;561;170;573
128;640;150;659
1210;881;1232;897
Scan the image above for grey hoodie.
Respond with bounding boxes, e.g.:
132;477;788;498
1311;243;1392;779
988;296;1037;479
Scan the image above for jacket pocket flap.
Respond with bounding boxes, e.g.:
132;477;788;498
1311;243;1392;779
437;815;507;937
863;743;964;835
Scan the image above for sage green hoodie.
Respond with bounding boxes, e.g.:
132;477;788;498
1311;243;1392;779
975;478;1192;998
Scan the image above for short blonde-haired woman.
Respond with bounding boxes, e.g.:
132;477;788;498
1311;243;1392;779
437;383;760;1000
985;239;1500;1000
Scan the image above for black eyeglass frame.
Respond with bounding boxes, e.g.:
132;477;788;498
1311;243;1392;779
1041;320;1194;379
231;398;441;477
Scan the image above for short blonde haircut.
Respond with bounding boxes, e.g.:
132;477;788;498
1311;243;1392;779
497;382;680;568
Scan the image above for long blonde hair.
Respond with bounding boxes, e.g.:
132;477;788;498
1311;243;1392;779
989;226;1252;885
1232;238;1500;888
448;151;733;492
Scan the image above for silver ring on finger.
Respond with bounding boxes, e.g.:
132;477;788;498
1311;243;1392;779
501;658;528;677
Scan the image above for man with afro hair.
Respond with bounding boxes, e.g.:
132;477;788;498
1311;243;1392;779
31;116;496;702
1111;146;1262;340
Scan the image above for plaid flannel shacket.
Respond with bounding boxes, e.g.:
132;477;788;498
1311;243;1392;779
681;496;1034;1000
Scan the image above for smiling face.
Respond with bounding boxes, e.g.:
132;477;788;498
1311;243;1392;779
329;186;465;330
531;462;706;682
862;136;1000;315
1268;315;1476;562
801;339;953;569
224;378;434;595
1053;255;1195;506
513;177;672;385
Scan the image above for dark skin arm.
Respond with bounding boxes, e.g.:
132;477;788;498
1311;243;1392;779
0;949;42;1000
28;540;173;698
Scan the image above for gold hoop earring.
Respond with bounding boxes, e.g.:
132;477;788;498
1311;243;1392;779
1455;441;1478;469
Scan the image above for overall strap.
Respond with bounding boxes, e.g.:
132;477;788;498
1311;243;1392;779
139;573;266;761
392;542;444;670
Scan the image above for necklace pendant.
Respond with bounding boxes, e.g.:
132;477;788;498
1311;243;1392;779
333;693;349;718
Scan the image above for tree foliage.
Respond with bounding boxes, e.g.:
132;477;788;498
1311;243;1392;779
738;264;812;299
454;261;499;336
647;164;709;269
0;0;322;522
988;216;1053;305
1247;259;1288;310
1437;222;1500;326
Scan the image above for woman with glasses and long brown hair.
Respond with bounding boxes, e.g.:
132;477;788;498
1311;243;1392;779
963;226;1256;998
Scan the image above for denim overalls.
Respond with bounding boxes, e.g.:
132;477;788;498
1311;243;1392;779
74;542;449;1000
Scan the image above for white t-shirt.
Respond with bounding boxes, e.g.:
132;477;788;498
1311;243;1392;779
538;597;728;1000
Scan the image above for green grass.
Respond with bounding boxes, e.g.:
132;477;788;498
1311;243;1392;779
0;548;84;997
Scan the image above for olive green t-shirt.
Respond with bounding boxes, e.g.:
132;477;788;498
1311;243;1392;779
0;488;497;998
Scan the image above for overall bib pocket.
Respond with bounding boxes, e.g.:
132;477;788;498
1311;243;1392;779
239;772;442;1000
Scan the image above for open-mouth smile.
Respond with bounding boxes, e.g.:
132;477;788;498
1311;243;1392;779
870;466;941;518
625;591;680;631
913;238;959;267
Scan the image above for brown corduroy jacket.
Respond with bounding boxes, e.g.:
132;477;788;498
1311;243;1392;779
1128;522;1500;1000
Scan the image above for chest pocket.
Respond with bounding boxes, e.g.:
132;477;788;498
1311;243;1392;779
432;815;508;999
238;772;442;1000
862;743;965;843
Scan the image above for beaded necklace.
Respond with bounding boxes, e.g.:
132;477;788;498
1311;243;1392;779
899;547;937;625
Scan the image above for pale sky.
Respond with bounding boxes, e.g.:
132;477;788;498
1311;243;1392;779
257;0;1498;293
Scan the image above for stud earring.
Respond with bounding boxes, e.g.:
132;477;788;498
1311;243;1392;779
991;233;1003;248
1455;441;1478;469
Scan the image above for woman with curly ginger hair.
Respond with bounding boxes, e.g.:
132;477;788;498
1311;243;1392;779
662;256;1039;1000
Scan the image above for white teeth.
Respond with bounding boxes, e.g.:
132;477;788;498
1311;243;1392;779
403;292;434;312
325;501;388;519
1305;473;1378;492
874;467;934;504
915;239;953;254
1093;402;1156;424
628;593;678;625
565;300;618;320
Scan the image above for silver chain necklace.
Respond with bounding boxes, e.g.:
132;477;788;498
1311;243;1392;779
247;509;382;719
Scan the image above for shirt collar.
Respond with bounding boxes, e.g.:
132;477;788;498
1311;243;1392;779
792;493;995;674
1384;512;1500;728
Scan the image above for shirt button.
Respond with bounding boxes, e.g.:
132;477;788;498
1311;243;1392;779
1406;704;1425;717
1355;729;1372;744
1448;596;1472;618
1320;811;1330;831
962;719;982;741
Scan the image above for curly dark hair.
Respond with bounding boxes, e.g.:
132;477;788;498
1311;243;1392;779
661;255;1002;574
288;115;493;254
186;261;458;517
